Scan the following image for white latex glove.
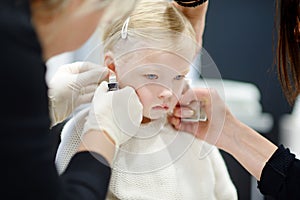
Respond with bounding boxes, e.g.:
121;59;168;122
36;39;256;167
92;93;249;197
48;62;109;126
83;81;143;147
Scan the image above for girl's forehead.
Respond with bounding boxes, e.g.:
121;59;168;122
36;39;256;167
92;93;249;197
116;52;191;74
117;49;193;68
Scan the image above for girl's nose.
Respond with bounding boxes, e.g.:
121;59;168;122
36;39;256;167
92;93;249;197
159;88;173;99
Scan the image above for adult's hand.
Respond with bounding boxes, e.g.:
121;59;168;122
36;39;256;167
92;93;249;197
169;87;278;180
173;0;209;47
168;87;236;150
83;81;143;148
48;62;109;126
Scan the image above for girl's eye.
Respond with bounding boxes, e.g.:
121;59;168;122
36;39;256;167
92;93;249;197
145;74;158;80
174;75;185;80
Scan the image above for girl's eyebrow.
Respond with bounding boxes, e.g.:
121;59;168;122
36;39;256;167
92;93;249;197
181;68;190;75
136;64;189;75
136;65;158;69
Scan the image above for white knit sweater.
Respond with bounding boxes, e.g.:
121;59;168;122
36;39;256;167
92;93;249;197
56;106;237;200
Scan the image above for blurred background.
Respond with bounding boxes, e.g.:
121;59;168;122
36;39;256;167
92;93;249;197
46;1;299;200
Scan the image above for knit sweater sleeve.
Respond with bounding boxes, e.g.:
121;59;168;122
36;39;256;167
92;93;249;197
257;145;300;199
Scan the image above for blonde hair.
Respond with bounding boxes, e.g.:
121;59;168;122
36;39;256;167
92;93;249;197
102;0;197;55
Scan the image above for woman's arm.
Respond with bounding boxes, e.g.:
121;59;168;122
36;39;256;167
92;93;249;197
169;87;277;180
258;145;300;199
174;0;209;47
220;117;278;181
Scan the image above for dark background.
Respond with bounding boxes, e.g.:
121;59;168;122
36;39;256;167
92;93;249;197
203;1;292;199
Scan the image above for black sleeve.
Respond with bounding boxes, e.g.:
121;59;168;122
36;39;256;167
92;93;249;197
50;120;68;155
257;145;300;200
59;152;111;200
0;1;111;199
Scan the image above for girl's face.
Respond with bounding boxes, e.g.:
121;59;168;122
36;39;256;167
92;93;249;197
113;50;191;122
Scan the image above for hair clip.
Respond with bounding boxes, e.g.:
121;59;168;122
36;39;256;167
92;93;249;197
121;17;130;39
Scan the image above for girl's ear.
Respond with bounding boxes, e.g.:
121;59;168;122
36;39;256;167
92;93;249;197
104;51;116;72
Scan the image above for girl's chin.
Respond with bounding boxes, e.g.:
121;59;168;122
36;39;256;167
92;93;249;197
142;114;167;123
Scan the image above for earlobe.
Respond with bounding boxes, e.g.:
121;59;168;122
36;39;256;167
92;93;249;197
104;52;116;72
108;63;115;72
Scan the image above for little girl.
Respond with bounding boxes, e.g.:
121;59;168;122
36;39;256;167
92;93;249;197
56;0;237;199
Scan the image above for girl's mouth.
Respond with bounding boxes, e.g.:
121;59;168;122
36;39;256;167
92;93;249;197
152;105;169;111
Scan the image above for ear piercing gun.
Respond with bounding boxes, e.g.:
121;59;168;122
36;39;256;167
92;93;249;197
108;73;119;91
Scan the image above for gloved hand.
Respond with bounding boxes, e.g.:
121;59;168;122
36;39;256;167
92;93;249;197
83;81;143;147
48;62;109;126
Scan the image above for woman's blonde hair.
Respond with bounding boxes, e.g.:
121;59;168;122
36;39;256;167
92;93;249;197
102;0;197;55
